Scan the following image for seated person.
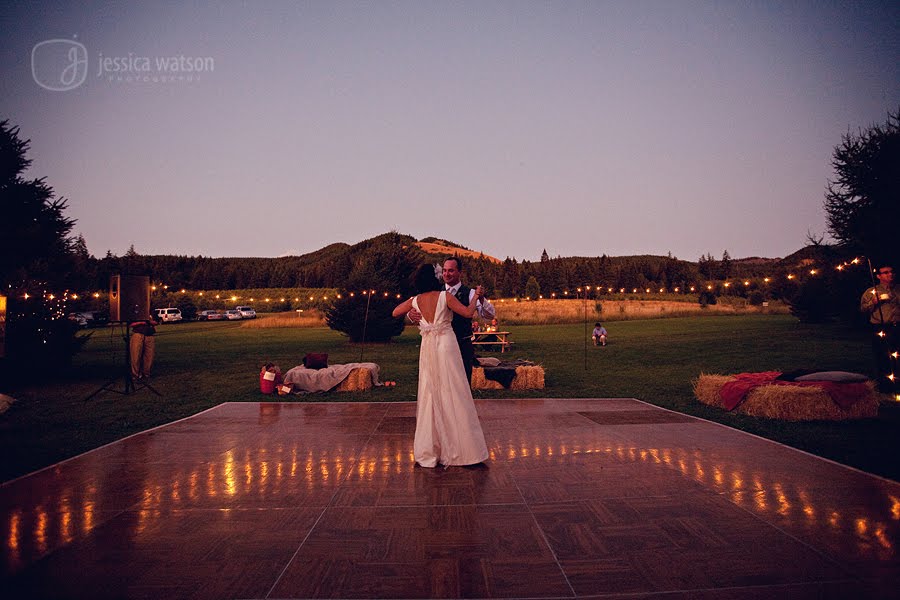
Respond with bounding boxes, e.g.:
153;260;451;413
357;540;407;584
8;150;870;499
484;318;502;351
259;362;283;394
471;320;483;338
592;323;608;347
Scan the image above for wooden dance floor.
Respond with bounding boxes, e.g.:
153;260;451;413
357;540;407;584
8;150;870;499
2;399;899;599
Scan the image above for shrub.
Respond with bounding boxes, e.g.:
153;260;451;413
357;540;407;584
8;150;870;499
3;297;90;376
325;294;405;342
748;291;766;306
788;276;835;323
175;295;198;321
698;291;718;306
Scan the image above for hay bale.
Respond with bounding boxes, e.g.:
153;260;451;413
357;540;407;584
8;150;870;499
335;367;373;392
472;365;545;390
470;367;503;389
0;393;14;415
693;373;879;421
527;365;545;389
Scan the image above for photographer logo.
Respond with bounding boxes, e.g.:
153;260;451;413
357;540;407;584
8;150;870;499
31;39;88;91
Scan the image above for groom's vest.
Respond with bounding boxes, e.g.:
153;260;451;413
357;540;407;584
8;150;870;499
450;284;472;342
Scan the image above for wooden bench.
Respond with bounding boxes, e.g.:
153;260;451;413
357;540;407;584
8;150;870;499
472;331;513;353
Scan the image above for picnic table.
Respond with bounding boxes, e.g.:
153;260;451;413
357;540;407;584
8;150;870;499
472;330;513;353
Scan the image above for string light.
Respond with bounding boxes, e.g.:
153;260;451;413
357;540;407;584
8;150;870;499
21;255;881;307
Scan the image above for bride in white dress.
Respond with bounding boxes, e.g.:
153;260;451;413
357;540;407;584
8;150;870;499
393;265;489;467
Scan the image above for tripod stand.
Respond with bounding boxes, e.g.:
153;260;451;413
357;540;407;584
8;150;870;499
84;321;160;400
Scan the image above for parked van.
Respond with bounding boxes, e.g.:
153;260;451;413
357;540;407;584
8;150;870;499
235;305;256;319
155;307;183;323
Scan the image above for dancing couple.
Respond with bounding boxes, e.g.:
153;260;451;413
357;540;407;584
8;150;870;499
392;257;495;468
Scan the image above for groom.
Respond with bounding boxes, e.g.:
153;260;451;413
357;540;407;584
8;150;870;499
410;256;496;382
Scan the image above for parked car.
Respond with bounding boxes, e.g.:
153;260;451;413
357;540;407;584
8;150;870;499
224;309;243;320
235;305;257;319
155;307;183;323
198;310;226;321
67;313;88;328
80;311;109;327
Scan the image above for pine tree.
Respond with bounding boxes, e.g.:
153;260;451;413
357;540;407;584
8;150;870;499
524;276;541;300
720;250;732;279
824;107;900;265
0;120;85;370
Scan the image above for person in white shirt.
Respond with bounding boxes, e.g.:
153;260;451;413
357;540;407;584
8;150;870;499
409;256;495;382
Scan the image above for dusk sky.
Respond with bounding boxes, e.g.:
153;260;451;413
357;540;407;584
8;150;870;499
1;1;898;263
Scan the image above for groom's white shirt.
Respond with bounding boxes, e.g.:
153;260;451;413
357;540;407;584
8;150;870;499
446;283;496;320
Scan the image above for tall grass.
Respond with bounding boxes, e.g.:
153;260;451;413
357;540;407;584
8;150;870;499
241;310;327;328
238;300;789;329
495;298;787;325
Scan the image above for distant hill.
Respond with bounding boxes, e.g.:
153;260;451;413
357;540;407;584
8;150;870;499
90;231;839;297
414;239;501;264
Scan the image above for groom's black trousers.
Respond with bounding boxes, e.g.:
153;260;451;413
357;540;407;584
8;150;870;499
458;336;475;384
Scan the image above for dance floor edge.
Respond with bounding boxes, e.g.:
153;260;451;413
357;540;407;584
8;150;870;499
2;398;898;599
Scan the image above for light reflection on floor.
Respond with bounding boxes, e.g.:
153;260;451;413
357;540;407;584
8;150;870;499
1;399;898;599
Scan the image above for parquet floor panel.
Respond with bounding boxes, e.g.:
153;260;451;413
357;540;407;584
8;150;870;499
2;398;898;599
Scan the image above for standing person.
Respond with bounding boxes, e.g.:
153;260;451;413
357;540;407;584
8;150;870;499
592;322;608;346
393;265;489;468
860;263;899;394
408;256;495;383
129;317;157;380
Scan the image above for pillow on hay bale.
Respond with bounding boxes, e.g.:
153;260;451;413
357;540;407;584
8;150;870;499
793;371;869;383
471;365;545;390
693;373;879;421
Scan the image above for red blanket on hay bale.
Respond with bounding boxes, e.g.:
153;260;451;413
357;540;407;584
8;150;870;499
720;371;871;411
694;371;879;421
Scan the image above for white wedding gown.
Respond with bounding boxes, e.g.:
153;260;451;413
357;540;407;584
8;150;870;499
412;291;489;467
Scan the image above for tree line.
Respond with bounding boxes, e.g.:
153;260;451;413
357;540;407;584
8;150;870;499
71;233;811;300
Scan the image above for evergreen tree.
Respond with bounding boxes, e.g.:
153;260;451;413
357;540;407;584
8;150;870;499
824;107;900;265
0;119;85;370
524;276;541;300
720;250;732;279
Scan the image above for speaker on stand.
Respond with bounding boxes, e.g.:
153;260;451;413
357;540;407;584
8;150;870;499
109;275;150;322
85;274;159;400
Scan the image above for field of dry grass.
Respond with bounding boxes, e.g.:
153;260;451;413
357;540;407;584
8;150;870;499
240;309;328;328
492;298;788;325
243;299;789;328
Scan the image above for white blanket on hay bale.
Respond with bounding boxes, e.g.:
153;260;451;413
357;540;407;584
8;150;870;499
283;362;380;392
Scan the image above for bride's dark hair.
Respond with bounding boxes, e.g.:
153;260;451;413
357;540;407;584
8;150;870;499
414;264;443;293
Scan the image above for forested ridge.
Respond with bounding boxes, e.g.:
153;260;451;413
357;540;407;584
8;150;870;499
72;231;831;298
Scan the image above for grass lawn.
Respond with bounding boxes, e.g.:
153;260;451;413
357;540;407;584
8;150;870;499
2;314;898;483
